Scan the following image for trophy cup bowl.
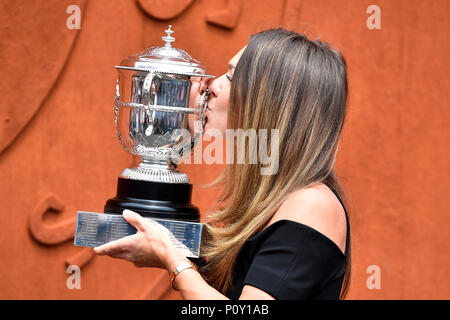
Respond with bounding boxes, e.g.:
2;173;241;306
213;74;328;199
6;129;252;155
104;26;214;223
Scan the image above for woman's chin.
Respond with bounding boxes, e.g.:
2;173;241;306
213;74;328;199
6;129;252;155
203;123;227;140
203;123;214;139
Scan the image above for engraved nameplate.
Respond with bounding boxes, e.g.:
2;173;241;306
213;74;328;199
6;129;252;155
74;211;203;258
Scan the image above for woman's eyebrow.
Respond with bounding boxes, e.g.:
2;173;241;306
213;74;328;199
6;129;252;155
228;63;236;72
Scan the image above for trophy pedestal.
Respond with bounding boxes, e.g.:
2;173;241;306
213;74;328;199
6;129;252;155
104;177;200;222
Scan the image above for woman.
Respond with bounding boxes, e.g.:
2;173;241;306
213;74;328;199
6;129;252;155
94;28;351;300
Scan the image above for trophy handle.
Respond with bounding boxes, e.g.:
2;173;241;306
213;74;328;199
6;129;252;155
172;89;210;160
188;89;209;151
197;89;209;135
142;71;161;136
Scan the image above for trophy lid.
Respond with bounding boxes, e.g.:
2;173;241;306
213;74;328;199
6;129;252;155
116;25;211;77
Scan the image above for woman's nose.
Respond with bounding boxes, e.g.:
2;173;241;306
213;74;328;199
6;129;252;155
208;74;225;98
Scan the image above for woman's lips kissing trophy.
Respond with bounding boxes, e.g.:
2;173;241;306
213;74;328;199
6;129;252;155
74;26;213;260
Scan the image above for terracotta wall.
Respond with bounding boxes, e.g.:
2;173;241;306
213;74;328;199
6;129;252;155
0;0;448;299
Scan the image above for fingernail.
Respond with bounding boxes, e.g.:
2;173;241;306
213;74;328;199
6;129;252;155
123;209;133;217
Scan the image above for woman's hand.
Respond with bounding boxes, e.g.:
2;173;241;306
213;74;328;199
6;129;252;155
93;210;186;270
94;211;232;300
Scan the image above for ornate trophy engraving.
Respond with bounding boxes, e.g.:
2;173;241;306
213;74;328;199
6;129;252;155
74;26;212;258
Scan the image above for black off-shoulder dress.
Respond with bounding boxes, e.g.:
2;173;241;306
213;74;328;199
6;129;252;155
226;185;350;300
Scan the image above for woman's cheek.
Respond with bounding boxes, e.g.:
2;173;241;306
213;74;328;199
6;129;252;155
207;114;227;137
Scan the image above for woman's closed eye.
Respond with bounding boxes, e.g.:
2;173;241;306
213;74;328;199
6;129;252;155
226;74;233;82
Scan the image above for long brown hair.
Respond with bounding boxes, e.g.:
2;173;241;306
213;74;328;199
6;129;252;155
200;28;351;299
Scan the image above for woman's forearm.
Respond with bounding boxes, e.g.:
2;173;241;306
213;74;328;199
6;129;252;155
163;246;229;300
173;268;229;300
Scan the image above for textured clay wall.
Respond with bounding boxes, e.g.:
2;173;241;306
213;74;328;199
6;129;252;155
0;0;448;299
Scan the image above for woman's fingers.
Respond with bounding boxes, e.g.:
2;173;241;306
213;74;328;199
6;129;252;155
122;209;146;232
93;211;176;268
93;234;135;256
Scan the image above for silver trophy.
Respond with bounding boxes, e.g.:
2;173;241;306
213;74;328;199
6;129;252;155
74;26;210;259
104;25;213;223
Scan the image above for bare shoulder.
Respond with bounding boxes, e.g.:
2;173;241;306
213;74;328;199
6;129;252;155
270;183;347;253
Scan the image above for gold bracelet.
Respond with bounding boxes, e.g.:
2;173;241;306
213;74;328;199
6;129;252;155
169;260;198;291
168;258;188;271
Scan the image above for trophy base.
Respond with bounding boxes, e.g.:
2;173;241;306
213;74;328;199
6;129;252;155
104;177;200;222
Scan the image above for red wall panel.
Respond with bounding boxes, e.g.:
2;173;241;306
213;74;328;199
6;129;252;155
0;0;448;299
